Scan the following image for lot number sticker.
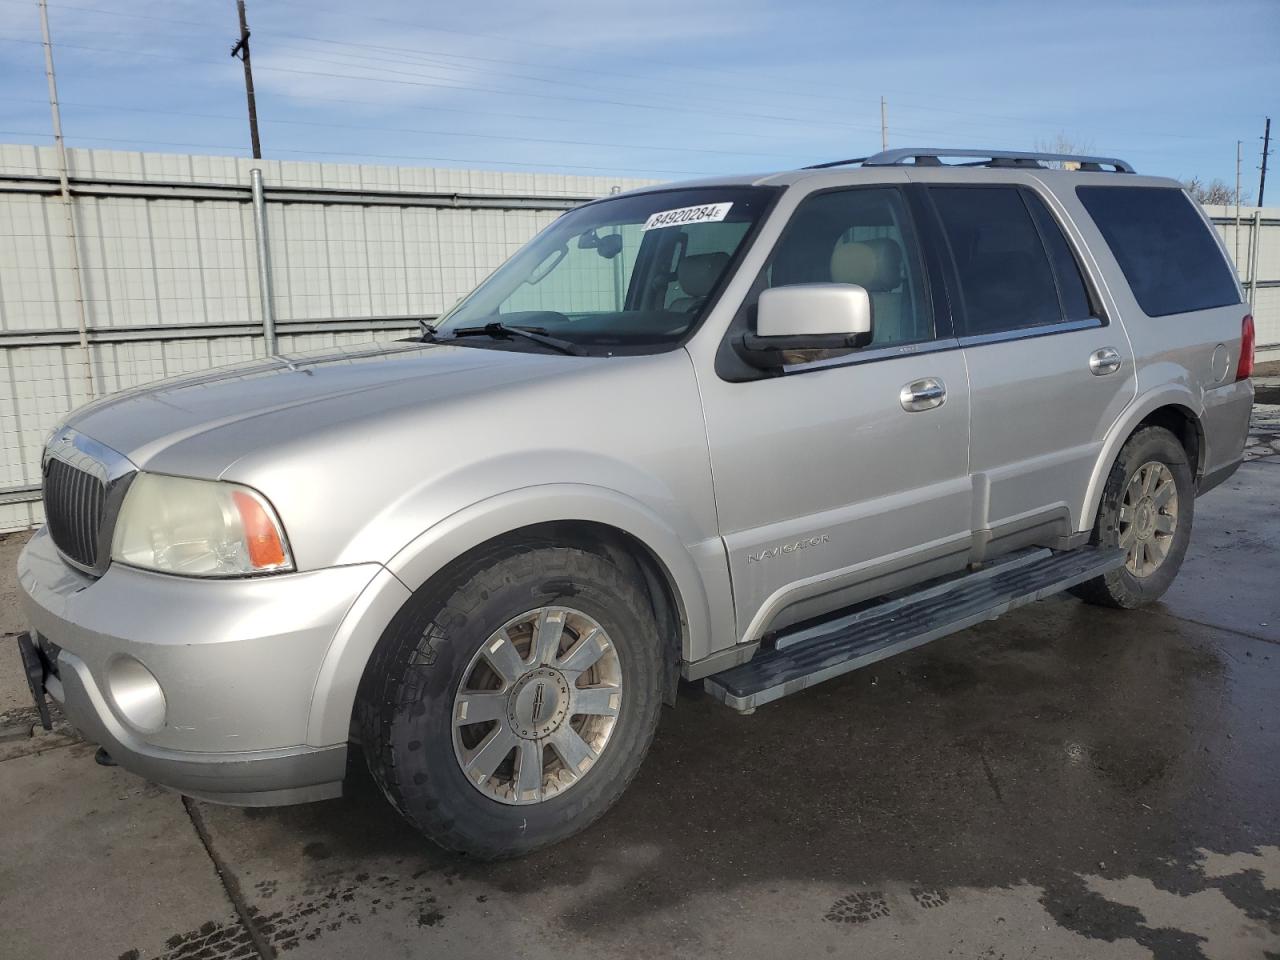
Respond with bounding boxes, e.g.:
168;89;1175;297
642;202;733;232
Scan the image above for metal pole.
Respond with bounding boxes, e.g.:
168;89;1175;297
249;168;276;355
232;0;262;159
1234;140;1242;270
1246;208;1262;308
880;96;888;151
38;0;94;399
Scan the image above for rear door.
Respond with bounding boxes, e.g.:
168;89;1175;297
921;181;1135;552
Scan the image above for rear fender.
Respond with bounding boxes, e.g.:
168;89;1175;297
1078;385;1203;534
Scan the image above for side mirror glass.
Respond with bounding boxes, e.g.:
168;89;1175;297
744;283;874;362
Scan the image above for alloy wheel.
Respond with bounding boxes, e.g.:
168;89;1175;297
451;606;623;805
1118;460;1179;578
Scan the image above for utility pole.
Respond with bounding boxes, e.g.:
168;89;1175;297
38;0;94;399
231;0;262;159
1259;116;1271;208
880;96;888;151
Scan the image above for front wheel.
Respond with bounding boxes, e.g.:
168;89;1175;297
358;544;664;858
1070;425;1194;609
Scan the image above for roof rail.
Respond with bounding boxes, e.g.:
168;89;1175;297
802;156;869;170
860;147;1135;174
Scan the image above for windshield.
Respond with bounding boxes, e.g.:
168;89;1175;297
437;187;775;352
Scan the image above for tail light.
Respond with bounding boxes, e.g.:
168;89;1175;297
1236;313;1254;381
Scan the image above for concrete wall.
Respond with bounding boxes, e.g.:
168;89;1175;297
0;145;654;531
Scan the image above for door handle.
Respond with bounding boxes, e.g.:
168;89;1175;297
900;377;946;412
1089;347;1123;376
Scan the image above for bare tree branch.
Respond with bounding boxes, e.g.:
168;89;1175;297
1033;133;1095;169
1182;176;1250;205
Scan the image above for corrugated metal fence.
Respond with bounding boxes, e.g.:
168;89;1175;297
1;146;1276;533
0;145;654;531
1204;202;1280;355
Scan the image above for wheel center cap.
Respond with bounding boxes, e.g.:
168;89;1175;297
1134;498;1156;540
507;667;570;740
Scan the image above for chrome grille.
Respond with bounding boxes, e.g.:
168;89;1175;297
43;456;107;569
41;428;134;575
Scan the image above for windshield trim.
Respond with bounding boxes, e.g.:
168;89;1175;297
435;184;785;358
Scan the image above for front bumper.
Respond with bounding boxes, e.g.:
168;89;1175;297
17;526;384;805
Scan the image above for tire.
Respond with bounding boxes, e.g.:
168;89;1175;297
358;543;664;859
1070;425;1195;609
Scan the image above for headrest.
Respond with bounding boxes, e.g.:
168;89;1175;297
677;252;730;299
829;238;903;292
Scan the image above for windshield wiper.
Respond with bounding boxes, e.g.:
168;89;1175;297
447;321;584;356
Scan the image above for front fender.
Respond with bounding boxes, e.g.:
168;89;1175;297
388;484;732;655
1078;384;1203;534
305;483;734;746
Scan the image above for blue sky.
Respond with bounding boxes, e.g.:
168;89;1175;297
0;0;1276;190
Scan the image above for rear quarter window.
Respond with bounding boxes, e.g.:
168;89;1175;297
1076;186;1240;317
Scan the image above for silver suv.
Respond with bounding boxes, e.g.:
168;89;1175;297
17;148;1255;858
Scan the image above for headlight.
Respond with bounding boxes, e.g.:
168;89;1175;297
111;473;294;577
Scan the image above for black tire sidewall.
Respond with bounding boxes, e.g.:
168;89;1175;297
366;547;663;858
1093;426;1195;606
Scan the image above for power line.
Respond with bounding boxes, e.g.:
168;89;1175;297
3;96;809;160
265;41;828;117
263;0;1269;124
10;0;1268;138
0;0;211;29
0;0;874;111
266;0;870;103
0;32;1233;150
0;130;723;176
269;33;866;113
0;9;1251;178
0;36;885;133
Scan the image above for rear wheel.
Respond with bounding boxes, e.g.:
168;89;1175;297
358;543;664;858
1071;426;1194;609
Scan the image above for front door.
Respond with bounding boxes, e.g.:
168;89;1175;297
696;185;973;642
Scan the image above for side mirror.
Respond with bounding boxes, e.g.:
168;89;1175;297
743;283;873;359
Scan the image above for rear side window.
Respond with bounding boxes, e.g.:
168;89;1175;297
1076;186;1239;317
1025;193;1094;322
929;186;1063;336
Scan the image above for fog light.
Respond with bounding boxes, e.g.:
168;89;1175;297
106;656;166;732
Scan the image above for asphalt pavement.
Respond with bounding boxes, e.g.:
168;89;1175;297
2;402;1278;960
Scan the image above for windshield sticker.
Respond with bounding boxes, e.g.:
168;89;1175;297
642;202;733;232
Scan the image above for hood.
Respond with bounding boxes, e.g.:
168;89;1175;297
66;339;594;473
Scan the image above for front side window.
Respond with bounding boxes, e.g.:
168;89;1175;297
930;186;1064;336
439;187;774;352
743;187;934;364
1076;185;1240;317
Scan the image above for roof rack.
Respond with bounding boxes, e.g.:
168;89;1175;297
804;156;870;170
804;147;1135;174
